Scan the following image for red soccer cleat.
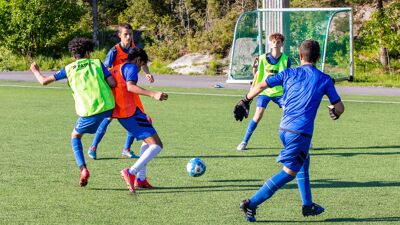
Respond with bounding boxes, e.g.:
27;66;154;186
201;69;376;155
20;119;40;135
79;167;90;187
120;168;136;193
135;178;153;189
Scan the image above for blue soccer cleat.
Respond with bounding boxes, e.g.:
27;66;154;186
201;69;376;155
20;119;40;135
88;146;97;160
121;149;139;158
240;199;257;222
302;203;325;217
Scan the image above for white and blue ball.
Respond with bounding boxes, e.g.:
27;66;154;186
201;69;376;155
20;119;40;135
186;157;206;177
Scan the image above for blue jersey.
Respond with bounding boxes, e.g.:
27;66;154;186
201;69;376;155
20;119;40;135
266;64;341;135
121;64;139;83
104;44;132;68
265;53;292;68
54;62;111;80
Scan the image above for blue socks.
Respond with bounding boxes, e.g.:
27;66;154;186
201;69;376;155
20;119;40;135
243;119;258;143
71;137;85;168
249;170;295;209
124;133;135;150
297;157;312;206
90;118;111;148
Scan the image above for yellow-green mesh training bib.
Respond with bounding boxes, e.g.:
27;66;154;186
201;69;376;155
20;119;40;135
255;53;289;97
65;59;115;117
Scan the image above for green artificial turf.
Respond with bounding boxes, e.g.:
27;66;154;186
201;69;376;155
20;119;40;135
0;81;399;224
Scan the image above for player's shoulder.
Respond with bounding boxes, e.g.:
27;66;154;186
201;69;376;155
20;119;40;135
108;45;118;54
122;63;139;73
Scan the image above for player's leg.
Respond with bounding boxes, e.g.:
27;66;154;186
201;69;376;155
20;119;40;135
71;130;90;187
88;117;113;159
122;115;152;158
73;110;113;187
118;110;161;192
297;156;324;216
135;142;153;188
239;130;307;221
237;95;269;150
121;133;139;158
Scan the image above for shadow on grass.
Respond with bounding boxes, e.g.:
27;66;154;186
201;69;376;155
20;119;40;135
255;217;400;223
94;157;123;161
283;179;400;189
313;145;400;151
89;178;400;194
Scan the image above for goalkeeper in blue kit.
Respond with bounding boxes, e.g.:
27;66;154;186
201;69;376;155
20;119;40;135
234;39;345;222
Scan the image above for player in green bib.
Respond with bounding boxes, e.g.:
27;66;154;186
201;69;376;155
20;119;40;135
237;33;291;150
30;37;116;187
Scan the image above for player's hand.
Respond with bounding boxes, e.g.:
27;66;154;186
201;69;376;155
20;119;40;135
234;95;252;121
327;105;340;120
30;62;40;73
153;91;168;101
146;74;154;83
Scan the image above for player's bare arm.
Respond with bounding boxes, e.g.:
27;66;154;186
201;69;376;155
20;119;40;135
105;76;117;88
126;81;168;101
30;62;56;85
246;80;269;100
141;64;154;83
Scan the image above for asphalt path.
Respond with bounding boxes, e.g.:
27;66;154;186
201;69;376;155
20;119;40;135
1;71;400;96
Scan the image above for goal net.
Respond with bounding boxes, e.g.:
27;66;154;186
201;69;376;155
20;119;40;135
227;8;353;83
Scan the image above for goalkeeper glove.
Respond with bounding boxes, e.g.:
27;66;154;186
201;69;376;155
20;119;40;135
327;105;340;120
234;95;252;121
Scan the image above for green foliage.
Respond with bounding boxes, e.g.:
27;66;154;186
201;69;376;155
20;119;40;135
147;59;175;74
0;0;85;55
358;2;400;55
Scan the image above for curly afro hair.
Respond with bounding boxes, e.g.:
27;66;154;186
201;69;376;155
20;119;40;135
68;37;95;59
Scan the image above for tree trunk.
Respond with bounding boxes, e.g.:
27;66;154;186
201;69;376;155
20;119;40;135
375;0;389;71
91;0;99;48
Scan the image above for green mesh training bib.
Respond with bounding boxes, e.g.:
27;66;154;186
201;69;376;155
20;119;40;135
255;53;289;97
65;58;115;117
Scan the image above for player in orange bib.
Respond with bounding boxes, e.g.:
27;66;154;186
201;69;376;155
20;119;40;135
88;23;155;159
112;48;168;192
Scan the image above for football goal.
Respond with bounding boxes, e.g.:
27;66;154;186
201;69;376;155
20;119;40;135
227;8;354;83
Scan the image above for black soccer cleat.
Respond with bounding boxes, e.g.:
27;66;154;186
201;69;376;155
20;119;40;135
302;203;325;217
240;199;257;222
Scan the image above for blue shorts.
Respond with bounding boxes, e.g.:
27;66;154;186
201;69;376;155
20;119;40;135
256;95;283;108
117;108;157;141
276;129;312;172
74;110;113;134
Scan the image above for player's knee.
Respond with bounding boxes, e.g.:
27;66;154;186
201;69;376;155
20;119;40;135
283;166;297;176
253;109;265;122
71;130;82;139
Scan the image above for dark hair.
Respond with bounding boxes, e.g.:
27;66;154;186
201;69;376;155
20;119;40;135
127;48;148;64
269;33;285;42
118;23;133;33
68;37;94;59
299;39;321;63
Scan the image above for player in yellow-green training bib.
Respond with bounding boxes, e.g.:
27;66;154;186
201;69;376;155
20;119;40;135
30;37;116;188
237;33;291;151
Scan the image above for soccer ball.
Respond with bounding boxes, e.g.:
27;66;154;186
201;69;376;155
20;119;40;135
186;158;206;177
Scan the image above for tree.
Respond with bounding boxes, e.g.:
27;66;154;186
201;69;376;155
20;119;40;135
0;0;84;55
359;1;400;70
376;0;389;71
83;0;99;47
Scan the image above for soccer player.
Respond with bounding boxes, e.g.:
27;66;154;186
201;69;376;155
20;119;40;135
88;23;155;160
234;39;345;222
110;48;168;191
237;33;291;151
30;37;116;187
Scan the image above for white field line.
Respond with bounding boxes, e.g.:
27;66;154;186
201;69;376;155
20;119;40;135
1;84;400;104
